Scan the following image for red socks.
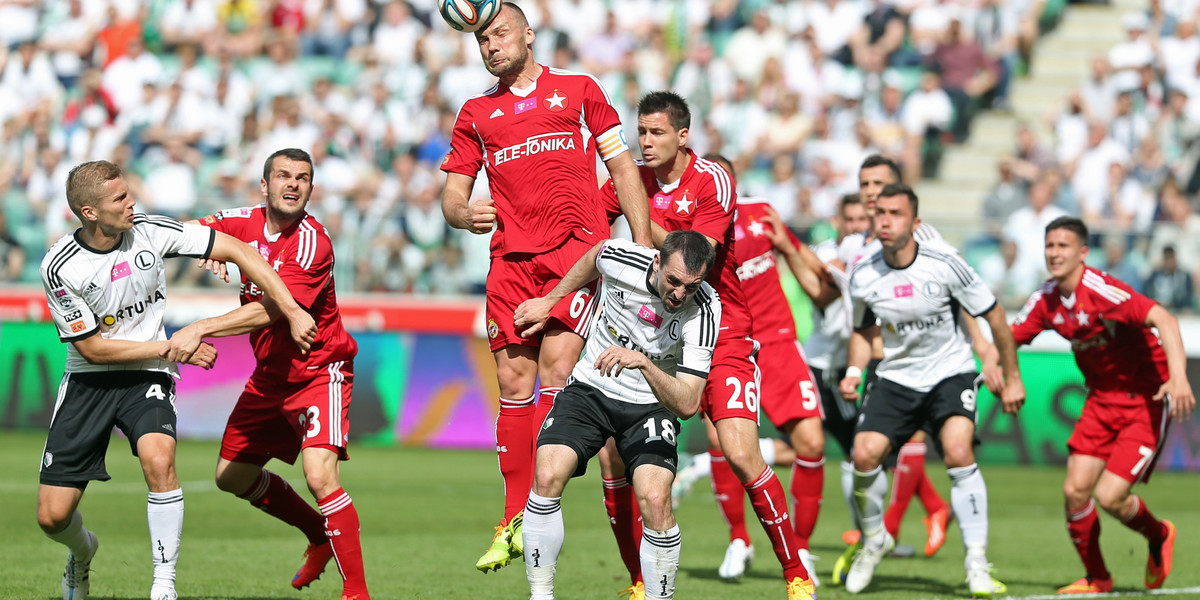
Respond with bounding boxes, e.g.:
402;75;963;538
1067;499;1110;580
318;488;369;598
496;395;536;521
745;466;809;581
239;469;327;545
789;456;824;549
1121;495;1167;545
710;450;750;543
603;477;644;585
885;442;947;537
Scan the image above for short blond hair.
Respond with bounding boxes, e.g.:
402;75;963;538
65;160;122;221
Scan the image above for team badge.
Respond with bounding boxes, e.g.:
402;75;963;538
487;318;499;339
102;315;116;327
544;91;567;112
202;215;216;225
922;281;944;299
43;452;52;468
674;192;693;215
135;250;156;270
69;320;86;333
542;417;554;429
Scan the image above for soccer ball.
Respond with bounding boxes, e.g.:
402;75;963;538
437;0;501;32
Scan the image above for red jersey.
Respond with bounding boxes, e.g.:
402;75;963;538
1012;266;1168;403
200;206;358;380
441;66;628;257
601;150;753;339
733;198;801;342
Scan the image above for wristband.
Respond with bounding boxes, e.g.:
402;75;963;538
845;366;863;379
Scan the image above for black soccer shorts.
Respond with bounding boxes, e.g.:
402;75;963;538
40;371;178;488
537;381;681;479
856;371;982;454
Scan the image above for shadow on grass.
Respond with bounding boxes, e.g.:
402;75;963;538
679;566;790;583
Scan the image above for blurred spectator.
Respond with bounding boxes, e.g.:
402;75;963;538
301;0;367;59
215;0;265;58
102;37;163;112
1010;121;1056;184
66;104;122;164
159;0;220;50
580;11;635;83
1148;181;1200;274
1145;246;1195;311
849;0;906;67
1079;55;1114;121
965;0;1019;110
709;78;767;172
863;74;906;156
1081;162;1154;233
900;68;952;182
95;4;142;67
1157;18;1200;90
1109;89;1151;154
977;239;1036;308
927;16;999;141
0;208;25;282
759;91;811;158
760;153;802;223
1054;91;1091;164
39;0;98;90
983;158;1027;236
1068;120;1129;208
0;0;38;49
1109;12;1155;73
725;9;786;85
141;81;209;151
1099;235;1144;293
806;0;862;64
1003;174;1068;288
141;139;200;219
1;42;65;117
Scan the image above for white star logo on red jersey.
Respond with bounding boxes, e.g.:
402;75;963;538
675;196;693;214
545;91;567;112
748;221;765;236
1077;310;1089;326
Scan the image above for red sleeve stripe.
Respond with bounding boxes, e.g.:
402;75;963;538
296;221;319;270
1082;270;1131;305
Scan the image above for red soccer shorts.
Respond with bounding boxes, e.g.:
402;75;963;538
1068;392;1169;484
702;336;762;424
220;361;354;466
757;337;823;428
485;235;599;352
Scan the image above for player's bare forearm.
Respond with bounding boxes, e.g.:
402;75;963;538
72;335;170;366
191;299;279;338
440;172;485;232
780;246;839;307
606;153;652;247
650;221;668;248
515;242;603;336
209;232;300;314
985;304;1026;413
1147;305;1187;380
840;326;875;400
645;369;705;420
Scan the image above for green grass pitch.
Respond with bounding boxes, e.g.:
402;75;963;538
0;430;1197;599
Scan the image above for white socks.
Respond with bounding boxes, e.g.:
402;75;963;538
147;489;184;590
641;525;682;599
47;510;95;559
758;438;777;465
841;460;859;529
524;492;563;600
948;464;989;555
853;466;889;542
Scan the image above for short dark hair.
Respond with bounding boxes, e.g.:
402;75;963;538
1045;216;1088;244
262;148;314;181
638;91;691;132
702;153;735;181
838;193;863;214
661;230;715;277
860;154;902;184
878;183;918;216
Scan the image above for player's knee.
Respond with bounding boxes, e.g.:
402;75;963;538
36;505;71;534
638;490;673;528
532;468;567;498
792;436;823;458
722;446;765;481
141;453;176;487
540;356;575;388
940;442;975;468
1093;488;1130;516
1061;481;1092;508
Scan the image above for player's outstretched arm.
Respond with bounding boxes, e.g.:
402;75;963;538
605;152;653;247
441;172;495;234
982;303;1025;414
965;312;1004;394
760;206;839;307
1146;305;1195;420
839;325;877;401
514;240;605;337
592;346;706;419
163;299;282;364
208;231;316;353
73;335;217;370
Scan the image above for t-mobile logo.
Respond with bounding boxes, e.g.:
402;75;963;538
531;549;541;567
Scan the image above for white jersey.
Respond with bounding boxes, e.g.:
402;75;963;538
40;215;215;375
803;238;848;371
849;243;996;392
570;239;722;404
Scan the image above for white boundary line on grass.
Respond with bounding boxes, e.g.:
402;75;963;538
917;587;1200;600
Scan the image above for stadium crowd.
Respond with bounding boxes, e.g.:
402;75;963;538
7;0;1195;314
